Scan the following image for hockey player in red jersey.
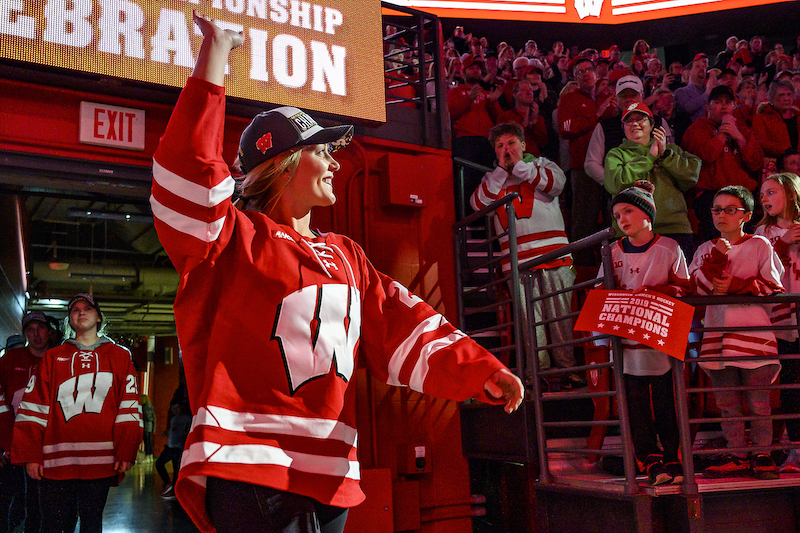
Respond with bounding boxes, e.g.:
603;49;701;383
150;12;524;533
11;293;142;533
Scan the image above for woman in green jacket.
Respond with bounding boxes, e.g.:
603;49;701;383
605;102;701;259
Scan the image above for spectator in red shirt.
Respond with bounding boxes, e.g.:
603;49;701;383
497;80;548;157
752;79;800;158
682;85;764;241
558;58;615;266
448;55;503;216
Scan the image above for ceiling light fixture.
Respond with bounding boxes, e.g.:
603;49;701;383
66;208;153;223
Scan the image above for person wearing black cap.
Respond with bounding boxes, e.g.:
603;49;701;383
0;310;55;533
600;180;689;485
11;293;142;533
604;102;700;260
683;84;764;243
150;13;523;533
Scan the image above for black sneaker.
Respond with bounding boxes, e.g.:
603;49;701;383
750;453;779;480
645;455;672;486
703;454;750;478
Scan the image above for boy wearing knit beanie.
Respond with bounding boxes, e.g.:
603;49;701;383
601;180;690;485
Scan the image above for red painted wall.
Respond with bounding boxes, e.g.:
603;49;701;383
1;78;474;533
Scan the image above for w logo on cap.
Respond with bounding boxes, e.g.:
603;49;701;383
256;133;273;154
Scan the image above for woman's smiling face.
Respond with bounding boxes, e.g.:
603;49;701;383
284;144;341;210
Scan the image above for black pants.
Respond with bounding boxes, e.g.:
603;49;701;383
625;370;680;463
0;463;22;533
39;476;114;533
206;477;348;533
0;464;40;533
155;446;183;486
570;169;609;267
779;339;800;442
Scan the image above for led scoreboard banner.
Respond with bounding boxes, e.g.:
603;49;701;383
383;0;794;23
1;1;386;124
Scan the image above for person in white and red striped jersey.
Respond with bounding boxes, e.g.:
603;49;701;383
148;12;523;533
11;293;142;533
690;186;784;480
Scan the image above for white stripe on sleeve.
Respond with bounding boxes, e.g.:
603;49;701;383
19;401;49;414
386;315;460;387
15;413;47;427
150;196;227;243
152;160;235;208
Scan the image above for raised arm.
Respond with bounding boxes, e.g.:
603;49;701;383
150;14;244;275
191;11;244;86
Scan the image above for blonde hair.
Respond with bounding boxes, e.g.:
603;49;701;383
759;172;800;227
235;148;303;214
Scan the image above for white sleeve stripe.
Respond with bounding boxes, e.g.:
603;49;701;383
16;413;47;427
150;196;227;244
118;400;139;410
152;160;235;208
0;405;8;414
386;314;453;387
115;413;142;424
19;402;49;414
408;331;467;392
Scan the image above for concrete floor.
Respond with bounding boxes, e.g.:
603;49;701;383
99;458;199;533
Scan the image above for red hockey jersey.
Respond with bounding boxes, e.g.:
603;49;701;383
0;347;43;416
10;339;142;480
690;235;784;374
151;77;508;533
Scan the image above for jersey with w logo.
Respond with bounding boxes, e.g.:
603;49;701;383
150;78;508;531
11;338;143;480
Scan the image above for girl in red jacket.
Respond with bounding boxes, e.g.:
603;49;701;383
11;294;142;533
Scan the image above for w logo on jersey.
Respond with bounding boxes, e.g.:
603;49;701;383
273;285;361;394
57;372;113;422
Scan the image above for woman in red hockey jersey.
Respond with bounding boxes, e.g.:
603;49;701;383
149;12;524;533
11;293;142;533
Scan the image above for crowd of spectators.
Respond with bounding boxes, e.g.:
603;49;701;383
382;26;800;393
413;26;800;266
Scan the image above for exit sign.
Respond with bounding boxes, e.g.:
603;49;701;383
79;102;145;151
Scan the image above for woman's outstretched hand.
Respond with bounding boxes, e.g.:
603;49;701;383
484;369;525;413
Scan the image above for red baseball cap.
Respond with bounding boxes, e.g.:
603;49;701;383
463;55;485;71
622;102;653;121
